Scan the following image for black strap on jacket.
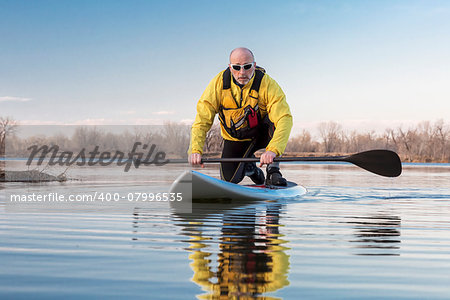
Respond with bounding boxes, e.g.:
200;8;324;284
222;66;265;99
219;66;266;139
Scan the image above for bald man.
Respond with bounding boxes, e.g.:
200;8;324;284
188;47;293;186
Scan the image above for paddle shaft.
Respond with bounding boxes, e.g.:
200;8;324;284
164;157;344;164
199;156;348;163
139;150;402;177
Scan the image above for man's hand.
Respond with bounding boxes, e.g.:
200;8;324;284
189;153;204;167
259;151;277;167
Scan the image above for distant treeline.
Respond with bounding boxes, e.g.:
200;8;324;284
2;122;190;159
204;119;450;163
1;117;449;163
285;120;449;163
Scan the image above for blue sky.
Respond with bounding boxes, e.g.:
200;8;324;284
1;0;449;134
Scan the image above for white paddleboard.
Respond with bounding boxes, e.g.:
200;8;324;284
169;170;306;201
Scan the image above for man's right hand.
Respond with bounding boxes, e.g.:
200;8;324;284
189;153;204;167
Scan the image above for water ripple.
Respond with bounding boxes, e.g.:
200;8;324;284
1;165;450;299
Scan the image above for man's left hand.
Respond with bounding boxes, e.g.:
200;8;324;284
259;151;277;167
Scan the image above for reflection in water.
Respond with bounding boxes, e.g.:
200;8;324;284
173;202;290;299
132;210;140;241
346;215;401;256
0;161;5;182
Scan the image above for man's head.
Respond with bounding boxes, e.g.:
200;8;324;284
229;47;255;85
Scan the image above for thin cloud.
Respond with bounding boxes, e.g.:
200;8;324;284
133;118;166;125
21;119;115;125
72;118;110;125
19;120;66;125
180;118;194;125
0;96;32;102
18;117;193;126
152;111;175;115
72;118;168;125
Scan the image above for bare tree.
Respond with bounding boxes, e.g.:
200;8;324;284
396;127;416;162
0;117;19;157
383;128;399;152
70;126;105;150
434;119;449;162
162;121;190;158
318;121;343;153
204;123;223;153
285;130;318;153
0;117;18;181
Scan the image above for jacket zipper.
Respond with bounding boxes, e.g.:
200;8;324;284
239;88;243;107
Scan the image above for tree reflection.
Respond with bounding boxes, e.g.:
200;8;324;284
346;214;401;256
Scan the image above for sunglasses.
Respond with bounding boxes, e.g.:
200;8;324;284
230;63;254;71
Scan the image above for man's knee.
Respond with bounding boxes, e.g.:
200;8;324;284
220;163;245;184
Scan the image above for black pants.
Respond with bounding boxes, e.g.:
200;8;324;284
220;116;274;183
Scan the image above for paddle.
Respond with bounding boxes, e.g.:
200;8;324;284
137;150;402;177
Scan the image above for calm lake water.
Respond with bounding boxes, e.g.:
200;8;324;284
1;162;450;299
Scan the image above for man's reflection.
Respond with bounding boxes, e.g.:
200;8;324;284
174;202;290;299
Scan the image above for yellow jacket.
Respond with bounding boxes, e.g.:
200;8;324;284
189;69;293;156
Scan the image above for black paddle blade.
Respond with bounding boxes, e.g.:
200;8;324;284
345;150;402;177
